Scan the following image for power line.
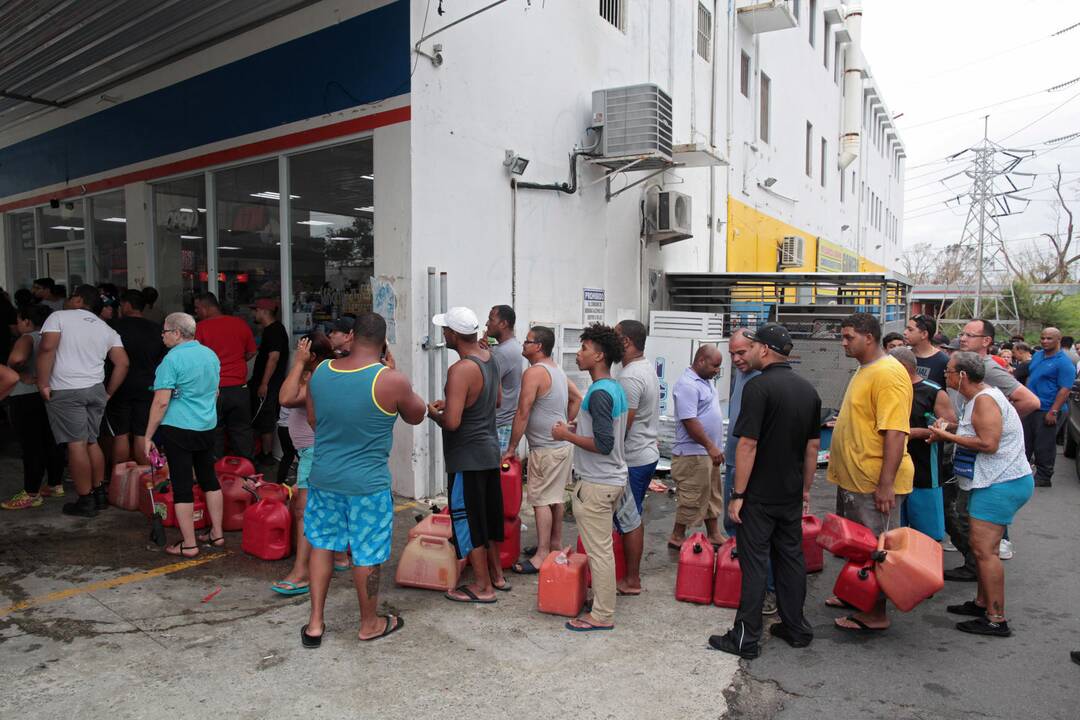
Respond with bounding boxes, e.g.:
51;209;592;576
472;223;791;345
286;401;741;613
1000;88;1080;142
912;19;1080;81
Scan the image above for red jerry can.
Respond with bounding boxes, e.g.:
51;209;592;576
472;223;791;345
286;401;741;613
816;513;878;563
537;550;589;617
500;516;522;570
395;535;460;591
802;514;824;573
832;560;881;613
577;531;627;587
408;512;454;541
241;490;292;561
500;458;523;519
108;462;146;511
220;474;255;532
215;455;256;480
139;481;207;529
713;537;742;608
675;532;715;604
874;527;944;612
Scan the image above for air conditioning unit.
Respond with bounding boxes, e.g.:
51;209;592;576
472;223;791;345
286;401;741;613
649;311;725;339
647;190;693;246
736;0;797;33
779;235;805;267
591;84;673;163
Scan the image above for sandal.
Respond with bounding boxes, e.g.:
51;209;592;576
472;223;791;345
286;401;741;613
271;580;310;596
196;531;226;548
165;541;199;558
359;615;405;642
834;615;887;633
493;579;512;592
445;586;496;604
301;624;323;649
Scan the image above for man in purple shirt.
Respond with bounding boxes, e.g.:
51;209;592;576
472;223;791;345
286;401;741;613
667;344;726;549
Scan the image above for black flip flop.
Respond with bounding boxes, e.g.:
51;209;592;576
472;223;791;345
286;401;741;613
835;615;886;633
512;559;540;575
493;580;512;592
523;545;538;557
359;615;404;642
445;586;496;604
667;541;683;551
825;597;857;611
301;624;323;648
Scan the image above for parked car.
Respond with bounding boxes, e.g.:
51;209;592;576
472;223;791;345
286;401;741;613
1063;379;1080;480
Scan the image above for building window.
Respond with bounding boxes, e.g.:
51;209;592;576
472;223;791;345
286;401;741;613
760;73;771;143
153;176;208;313
809;0;817;47
805;122;814;177
835;43;843;84
840;166;845;202
740;51;751;97
600;0;625;31
697;3;712;61
289;139;375;336
820;137;828;187
5;210;36;292
824;25;831;68
793;0;800;22
90;191;127;287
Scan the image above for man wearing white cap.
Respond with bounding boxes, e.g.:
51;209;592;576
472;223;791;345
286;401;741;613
428;306;509;603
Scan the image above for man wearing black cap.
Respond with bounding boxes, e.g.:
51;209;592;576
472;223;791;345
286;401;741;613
709;323;820;659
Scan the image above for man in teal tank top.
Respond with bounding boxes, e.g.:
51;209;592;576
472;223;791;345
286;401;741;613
301;313;426;648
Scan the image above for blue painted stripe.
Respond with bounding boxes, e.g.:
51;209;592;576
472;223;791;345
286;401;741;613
0;1;408;199
449;472;475;558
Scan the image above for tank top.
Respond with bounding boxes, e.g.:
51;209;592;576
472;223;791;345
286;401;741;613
10;331;41;397
525;363;570;450
956;386;1030;491
443;354;501;473
287;402;314;450
307;360;398;495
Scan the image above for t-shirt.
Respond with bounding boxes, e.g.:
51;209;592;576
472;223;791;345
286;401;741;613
573;379;628;485
153;341;220;431
40;309;123;391
617;357;661;467
251;321;290;388
915;350;949;387
725;368;761;461
112;316;164;399
733;363;821;505
1014;361;1030;385
1026;349;1076;411
908;380;944;490
672;368;724;456
491;337;523;427
827;355;915;495
195;314;256;388
981;356;1020;397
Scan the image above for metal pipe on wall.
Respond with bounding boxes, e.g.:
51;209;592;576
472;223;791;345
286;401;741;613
439;271;448;393
426;266;439;498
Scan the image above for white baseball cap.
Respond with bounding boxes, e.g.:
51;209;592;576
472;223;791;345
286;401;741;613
433;306;480;334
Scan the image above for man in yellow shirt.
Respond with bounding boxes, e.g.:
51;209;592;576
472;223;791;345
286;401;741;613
827;312;914;633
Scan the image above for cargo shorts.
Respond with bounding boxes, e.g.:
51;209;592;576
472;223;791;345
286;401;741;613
46;384;108;444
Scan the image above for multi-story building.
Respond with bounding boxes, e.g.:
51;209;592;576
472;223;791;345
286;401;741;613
0;0;904;497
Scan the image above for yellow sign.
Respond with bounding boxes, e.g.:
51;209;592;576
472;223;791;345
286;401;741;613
817;238;844;273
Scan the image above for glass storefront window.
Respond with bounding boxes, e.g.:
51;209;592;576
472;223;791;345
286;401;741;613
215;160;281;329
5;211;36;293
91;191;127;287
154;176;207;314
40;202;85;246
289;140;374;335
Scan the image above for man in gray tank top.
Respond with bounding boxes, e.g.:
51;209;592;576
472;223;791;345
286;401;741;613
428;307;509;603
487;304;524;453
502;326;583;574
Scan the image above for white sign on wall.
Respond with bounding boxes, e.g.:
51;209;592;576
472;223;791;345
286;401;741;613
583;287;605;325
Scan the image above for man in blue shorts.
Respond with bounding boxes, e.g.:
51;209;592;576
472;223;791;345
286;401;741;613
302;313;426;648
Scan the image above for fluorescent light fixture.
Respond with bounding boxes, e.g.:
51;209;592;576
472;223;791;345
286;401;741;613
297;220;334;226
353;207;374;213
180;235;203;239
250;191;299;200
102;217;127;223
50;225;84;231
326;236;351;240
360;174;374;180
179;207;208;213
218;245;242;250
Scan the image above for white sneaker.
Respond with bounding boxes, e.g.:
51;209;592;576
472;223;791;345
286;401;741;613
998;539;1014;560
942;540;958;552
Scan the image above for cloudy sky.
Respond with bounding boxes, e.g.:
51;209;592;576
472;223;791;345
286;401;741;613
861;0;1079;267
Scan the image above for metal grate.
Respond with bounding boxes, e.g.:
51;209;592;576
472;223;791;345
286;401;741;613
599;0;625;31
697;3;712;61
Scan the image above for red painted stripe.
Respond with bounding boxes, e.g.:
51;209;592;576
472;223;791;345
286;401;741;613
0;105;410;213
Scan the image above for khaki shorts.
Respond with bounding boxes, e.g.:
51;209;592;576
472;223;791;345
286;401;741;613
526;444;573;507
671;454;723;527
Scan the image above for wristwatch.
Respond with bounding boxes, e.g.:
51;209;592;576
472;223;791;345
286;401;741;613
730;490;747;500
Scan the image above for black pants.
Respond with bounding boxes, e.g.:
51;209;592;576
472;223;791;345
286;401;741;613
1023;410;1062;484
161;426;219;503
214;385;254;461
276;425;296;484
733;501;813;647
943;481;976;572
12;392;65;494
250;380;282;436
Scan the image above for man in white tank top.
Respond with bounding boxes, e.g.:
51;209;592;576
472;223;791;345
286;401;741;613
502;326;583;574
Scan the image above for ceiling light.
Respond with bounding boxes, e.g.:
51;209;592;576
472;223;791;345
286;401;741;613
250;191;300;200
297;220;334;226
326;236;351;240
353;207;374;213
360;174;374;180
218;245;242;250
180;235;203;239
178;207;208;213
102;217;127;223
50;225;84;231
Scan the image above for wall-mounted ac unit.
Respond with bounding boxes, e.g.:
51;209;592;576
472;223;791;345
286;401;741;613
779;235;805;267
591;84;673;163
736;0;797;33
649;311;725;339
647;190;693;246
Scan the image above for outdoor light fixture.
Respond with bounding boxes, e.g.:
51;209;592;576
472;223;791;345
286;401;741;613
762;177;778;188
504;150;529;176
841;224;850;231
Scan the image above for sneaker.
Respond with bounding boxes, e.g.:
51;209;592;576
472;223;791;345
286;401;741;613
941;539;958;552
768;623;812;648
998;539;1014;560
62;494;99;518
762;591;778;616
1;491;43;510
946;600;986;617
39;485;65;498
956;616;1011;637
943;565;978;582
1034;478;1052;488
92;485;109;511
708;629;760;659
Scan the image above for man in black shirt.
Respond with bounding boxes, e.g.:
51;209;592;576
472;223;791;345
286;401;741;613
250;298;290;466
107;289;165;465
904;313;949;387
708;323;820;659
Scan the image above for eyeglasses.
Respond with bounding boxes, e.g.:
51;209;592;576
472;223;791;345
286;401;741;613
523;339;541;346
958;331;989;339
944;368;963;375
161;328;178;336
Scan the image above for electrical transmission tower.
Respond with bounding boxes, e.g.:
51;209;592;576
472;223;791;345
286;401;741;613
936;117;1034;339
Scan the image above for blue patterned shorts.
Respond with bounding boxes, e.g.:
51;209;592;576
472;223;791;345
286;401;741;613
304;487;393;566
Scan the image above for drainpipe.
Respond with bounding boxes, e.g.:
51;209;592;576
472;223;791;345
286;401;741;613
425;267;439;497
707;0;722;272
838;2;863;170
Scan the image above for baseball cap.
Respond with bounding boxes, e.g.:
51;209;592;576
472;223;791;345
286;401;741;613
746;322;794;356
249;297;279;311
329;315;356;334
433;307;480;335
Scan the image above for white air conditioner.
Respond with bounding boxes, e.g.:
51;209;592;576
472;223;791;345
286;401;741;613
649;311;725;339
736;0;797;33
779;235;805;267
647;190;693;246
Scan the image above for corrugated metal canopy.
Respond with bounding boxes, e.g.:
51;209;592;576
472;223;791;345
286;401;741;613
0;0;318;133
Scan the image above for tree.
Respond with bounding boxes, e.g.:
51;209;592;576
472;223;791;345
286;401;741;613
899;242;936;283
1000;164;1077;283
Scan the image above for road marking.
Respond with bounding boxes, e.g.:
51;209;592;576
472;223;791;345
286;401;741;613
0;552;228;617
394;501;418;512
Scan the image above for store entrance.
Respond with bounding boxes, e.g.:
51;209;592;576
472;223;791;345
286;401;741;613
42;243;87;292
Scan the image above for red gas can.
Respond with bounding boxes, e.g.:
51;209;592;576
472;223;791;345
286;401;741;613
802;514;824;573
499;516;521;569
215;455;256;480
874;527;944;612
408;512;454;541
108;462;145;511
220;474;255;532
241;494;292;561
395;535;460;591
675;532;715;604
537;550;589;617
713;537;742;608
500;458;523;519
577;531;627;587
816;513;878;563
139;481;207;529
832;560;881;613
